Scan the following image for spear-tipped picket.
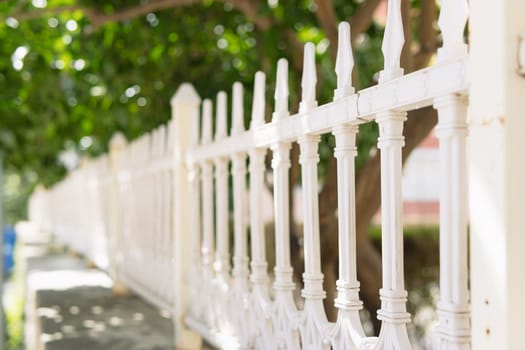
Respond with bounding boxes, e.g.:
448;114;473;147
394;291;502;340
379;0;404;82
231;82;244;135
273;58;289;121
334;22;355;100
437;0;469;61
201;99;213;144
251;71;266;128
299;42;318;113
216;91;228;140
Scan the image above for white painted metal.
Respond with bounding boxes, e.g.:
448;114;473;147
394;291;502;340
248;70;273;350
269;61;301;349
437;0;469;62
372;3;412;347
379;0;404;82
328;22;365;350
271;141;300;350
214;91;231;286
329;125;365;350
32;0;505;346
188;118;202;322
300;42;318;113
231;82;251;344
186;56;468;164
334;22;354;100
375;110;412;350
274;58;289;120
434;95;470;350
297;42;329;350
200;99;216;330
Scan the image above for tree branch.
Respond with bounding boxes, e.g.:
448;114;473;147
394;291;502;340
401;0;414;72
413;0;438;70
349;0;382;41
314;0;339;61
9;0;199;27
228;0;271;30
314;0;384;61
9;4;88;22
90;0;199;27
227;0;304;71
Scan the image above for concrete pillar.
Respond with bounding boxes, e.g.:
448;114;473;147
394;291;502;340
469;1;525;349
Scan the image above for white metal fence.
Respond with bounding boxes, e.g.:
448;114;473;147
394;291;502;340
29;0;474;349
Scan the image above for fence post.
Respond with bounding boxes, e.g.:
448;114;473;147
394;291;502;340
108;132;129;296
171;83;202;349
469;1;525;349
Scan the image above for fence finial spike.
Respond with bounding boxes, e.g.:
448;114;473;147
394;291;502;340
216;91;228;140
201;99;213;144
251;71;266;128
171;83;201;106
334;22;355;100
300;42;318;113
273;58;289;121
232;82;244;135
109;132;127;150
379;0;404;83
437;0;469;61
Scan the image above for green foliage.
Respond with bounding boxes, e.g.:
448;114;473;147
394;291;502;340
0;0;389;222
4;242;25;350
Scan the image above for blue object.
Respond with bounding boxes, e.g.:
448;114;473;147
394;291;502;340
3;226;16;275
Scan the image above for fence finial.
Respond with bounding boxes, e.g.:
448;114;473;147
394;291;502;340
216;91;228;140
251;71;266;128
300;42;318;113
232;82;244;135
379;0;404;82
437;0;469;61
335;22;355;100
273;58;289;121
171;83;201;148
109;132;127;151
201;99;213;144
170;83;201;106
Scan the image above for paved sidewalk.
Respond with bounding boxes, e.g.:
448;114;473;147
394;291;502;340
24;245;175;350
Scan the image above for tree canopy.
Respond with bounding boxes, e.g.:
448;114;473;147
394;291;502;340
0;0;391;223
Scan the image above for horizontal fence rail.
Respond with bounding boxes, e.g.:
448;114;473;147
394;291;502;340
29;0;472;349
